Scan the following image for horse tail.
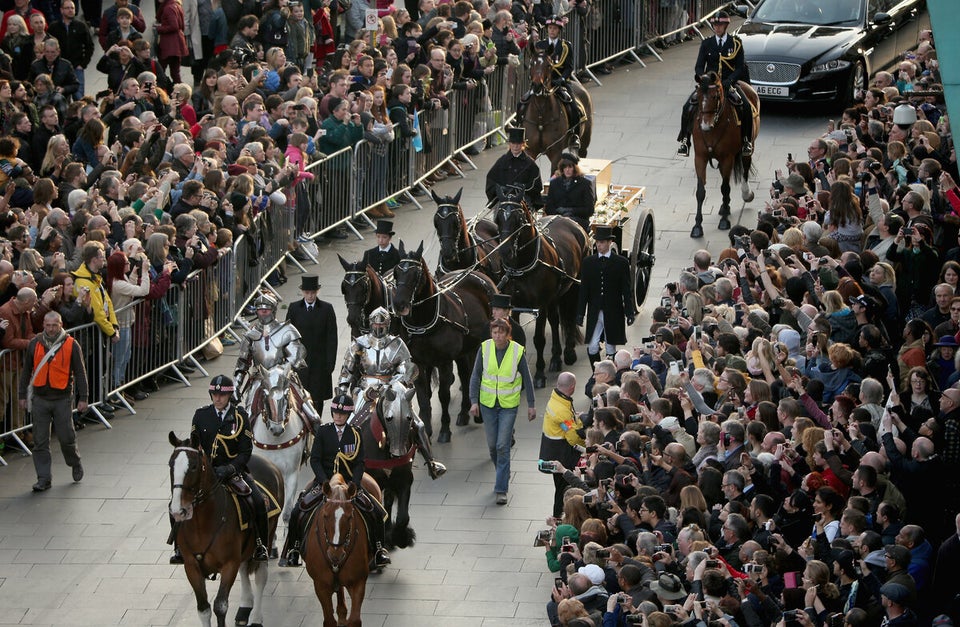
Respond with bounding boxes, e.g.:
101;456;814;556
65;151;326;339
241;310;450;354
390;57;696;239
732;153;755;185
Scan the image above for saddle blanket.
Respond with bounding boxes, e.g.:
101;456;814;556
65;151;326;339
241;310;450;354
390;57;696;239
229;480;283;531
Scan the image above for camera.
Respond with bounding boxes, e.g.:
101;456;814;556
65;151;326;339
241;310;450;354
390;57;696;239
773;297;786;307
744;563;763;574
538;460;556;472
828;614;845;627
772;208;784;218
859;172;872;183
656;544;672;554
625;615;644;625
583;493;594;505
668;317;679;325
926;177;935;189
903;227;915;237
734;235;750;249
681;307;688;317
705;559;720;569
661;296;672;308
783;610;801;627
787;153;792;162
722;432;732;446
819;257;830;265
585;444;598;453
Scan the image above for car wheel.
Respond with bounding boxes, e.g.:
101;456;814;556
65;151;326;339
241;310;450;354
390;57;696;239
842;60;866;107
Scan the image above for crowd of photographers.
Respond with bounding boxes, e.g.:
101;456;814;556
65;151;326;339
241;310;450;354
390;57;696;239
534;27;957;627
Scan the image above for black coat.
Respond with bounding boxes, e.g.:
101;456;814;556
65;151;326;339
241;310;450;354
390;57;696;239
576;252;634;346
29;56;79;98
545;174;595;231
485;150;543;208
310;422;365;487
361;244;401;276
190;403;252;472
694;34;749;89
47;18;95;69
286;298;337;402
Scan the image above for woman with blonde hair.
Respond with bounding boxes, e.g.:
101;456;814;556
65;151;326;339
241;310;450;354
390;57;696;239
887;140;909;185
2;15;32;80
39;134;70;178
561;495;591;532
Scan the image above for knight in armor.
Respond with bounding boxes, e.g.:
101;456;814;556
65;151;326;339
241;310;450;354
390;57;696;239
515;15;585;151
338;307;446;479
279;392;393;568
170;376;270;563
676;11;754;158
234;293;322;432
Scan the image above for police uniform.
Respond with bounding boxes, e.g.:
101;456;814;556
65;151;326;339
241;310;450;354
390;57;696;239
361;220;401;276
310;421;365;487
485;127;544;209
576;226;636;362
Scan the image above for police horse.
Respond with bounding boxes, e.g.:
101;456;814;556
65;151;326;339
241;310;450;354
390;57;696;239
690;71;760;238
168;432;284;627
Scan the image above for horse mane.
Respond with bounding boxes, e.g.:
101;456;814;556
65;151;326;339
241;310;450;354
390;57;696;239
329;473;348;494
418;255;437;297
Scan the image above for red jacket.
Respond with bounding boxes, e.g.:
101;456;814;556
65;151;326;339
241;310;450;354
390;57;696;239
156;0;189;59
312;8;336;66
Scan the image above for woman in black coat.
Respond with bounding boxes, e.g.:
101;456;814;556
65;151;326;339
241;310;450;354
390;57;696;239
545;152;596;232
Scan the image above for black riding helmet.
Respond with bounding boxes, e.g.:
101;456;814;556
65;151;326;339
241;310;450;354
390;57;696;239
209;374;235;398
330;392;355;414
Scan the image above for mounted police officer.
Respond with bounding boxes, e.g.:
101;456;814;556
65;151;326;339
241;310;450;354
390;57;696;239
278;392;393;569
338;307;447;478
170;375;270;564
485;126;544;210
515;15;585;151
234;293;322;432
676;10;753;158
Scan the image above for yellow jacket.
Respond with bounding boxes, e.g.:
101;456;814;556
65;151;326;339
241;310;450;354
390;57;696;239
542;388;584;447
73;262;118;337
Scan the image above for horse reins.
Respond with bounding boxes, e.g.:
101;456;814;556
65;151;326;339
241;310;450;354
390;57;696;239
393;259;470;335
316;498;359;577
170;446;231;573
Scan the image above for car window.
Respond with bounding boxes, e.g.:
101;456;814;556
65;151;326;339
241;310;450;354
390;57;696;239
868;0;892;15
754;0;864;26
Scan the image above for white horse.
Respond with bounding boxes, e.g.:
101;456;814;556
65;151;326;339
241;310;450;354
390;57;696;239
250;364;309;524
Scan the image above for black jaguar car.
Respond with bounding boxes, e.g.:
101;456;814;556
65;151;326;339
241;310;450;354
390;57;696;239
735;0;929;105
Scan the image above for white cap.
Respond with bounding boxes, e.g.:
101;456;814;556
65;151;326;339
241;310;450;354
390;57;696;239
892;103;917;127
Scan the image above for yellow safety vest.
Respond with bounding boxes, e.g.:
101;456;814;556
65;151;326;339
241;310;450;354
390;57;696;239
479;340;523;409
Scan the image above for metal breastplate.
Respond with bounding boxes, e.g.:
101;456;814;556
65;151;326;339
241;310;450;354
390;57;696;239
246;321;306;369
341;335;411;389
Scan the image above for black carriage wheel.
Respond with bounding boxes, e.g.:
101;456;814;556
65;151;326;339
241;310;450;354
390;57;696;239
631;214;656;308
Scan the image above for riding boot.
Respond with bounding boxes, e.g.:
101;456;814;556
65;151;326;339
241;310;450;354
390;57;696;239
246;493;270;562
514;91;531;126
367;499;391;567
414;417;447;479
565;100;583;151
739;101;754;157
677;95;697;156
279;503;304;567
167;517;184;564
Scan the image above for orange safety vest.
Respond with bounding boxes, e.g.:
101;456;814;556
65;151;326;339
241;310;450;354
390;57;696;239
32;336;75;390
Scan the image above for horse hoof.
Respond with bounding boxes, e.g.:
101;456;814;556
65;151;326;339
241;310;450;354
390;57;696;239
718;216;731;231
549;357;562;372
564;348;577;366
690;225;704;239
235;607;252;626
743;190;755;203
437;430;451;444
455;414;468;427
534;375;546;389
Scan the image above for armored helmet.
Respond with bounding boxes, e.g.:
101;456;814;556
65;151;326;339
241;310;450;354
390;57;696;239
330;392;355;414
253;292;278;324
369;306;391;339
209;374;235;395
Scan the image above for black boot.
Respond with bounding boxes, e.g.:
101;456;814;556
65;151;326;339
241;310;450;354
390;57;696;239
167;519;184;564
566;102;583;151
366;499;391;567
247;493;270;562
514;92;531;126
740;102;754;157
677;94;697;156
279;506;303;567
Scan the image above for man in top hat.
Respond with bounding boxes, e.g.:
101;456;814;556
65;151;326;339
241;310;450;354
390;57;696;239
285;275;338;417
361;220;401;276
488;293;526;347
515;15;586;151
676;10;753;158
485;126;544;210
576;226;636;367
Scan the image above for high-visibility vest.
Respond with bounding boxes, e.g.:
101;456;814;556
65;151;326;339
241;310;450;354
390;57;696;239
479;340;523;409
32;336;75;390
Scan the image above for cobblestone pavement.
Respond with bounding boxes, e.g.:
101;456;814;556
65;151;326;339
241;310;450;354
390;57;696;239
0;23;826;627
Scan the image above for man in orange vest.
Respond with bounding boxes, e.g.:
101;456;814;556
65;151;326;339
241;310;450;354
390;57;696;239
18;310;88;492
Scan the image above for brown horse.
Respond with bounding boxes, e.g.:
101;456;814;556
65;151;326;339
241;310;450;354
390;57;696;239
522;52;593;171
303;475;369;627
494;187;588;387
431;187;502;281
167;432;284;627
391;241;495;443
690;71;760;238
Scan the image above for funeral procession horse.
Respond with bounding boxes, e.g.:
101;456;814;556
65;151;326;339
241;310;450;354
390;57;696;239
432;188;502;281
522;51;593;170
249;363;311;525
339;255;393;338
349;379;431;550
494;186;588;387
390;240;495;443
690;71;760;238
168;432;284;627
303;475;370;627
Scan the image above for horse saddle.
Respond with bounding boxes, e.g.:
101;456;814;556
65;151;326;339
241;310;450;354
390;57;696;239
228;480;283;531
227;476;252;496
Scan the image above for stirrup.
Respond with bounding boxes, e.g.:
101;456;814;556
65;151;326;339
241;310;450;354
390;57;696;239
253;540;269;562
741;140;754;157
375;544;392;566
428;461;447;479
677;140;690;157
279;547;301;567
569;134;581;150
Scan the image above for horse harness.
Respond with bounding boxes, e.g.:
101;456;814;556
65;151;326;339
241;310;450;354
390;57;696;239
314;495;361;580
170;446;232;578
394;258;471;336
435;203;480;274
496;203;581;290
342;268;393;332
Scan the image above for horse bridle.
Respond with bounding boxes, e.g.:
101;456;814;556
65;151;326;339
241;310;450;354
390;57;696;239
317;497;358;574
435;203;477;266
699;82;726;130
170;446;213;507
497;201;541;270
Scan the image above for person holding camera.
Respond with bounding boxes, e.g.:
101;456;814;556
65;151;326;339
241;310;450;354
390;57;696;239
540;371;583;518
105;250;149;405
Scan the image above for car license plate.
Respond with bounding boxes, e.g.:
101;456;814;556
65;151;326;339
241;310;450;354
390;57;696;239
756;85;788;97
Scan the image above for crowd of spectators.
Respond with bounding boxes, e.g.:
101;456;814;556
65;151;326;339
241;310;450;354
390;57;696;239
536;27;958;627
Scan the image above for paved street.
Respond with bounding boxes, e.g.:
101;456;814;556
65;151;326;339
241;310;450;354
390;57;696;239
0;30;828;627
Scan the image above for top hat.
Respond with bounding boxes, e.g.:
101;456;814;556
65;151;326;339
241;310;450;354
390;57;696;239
300;274;320;291
374;220;395;236
507;126;526;144
593;225;615;241
490;293;512;309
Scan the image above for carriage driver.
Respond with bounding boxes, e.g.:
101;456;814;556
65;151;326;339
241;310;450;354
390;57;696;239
676;10;753;158
170;375;271;564
234;293;322;432
279;392;393;569
338;307;447;480
514;15;585;151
